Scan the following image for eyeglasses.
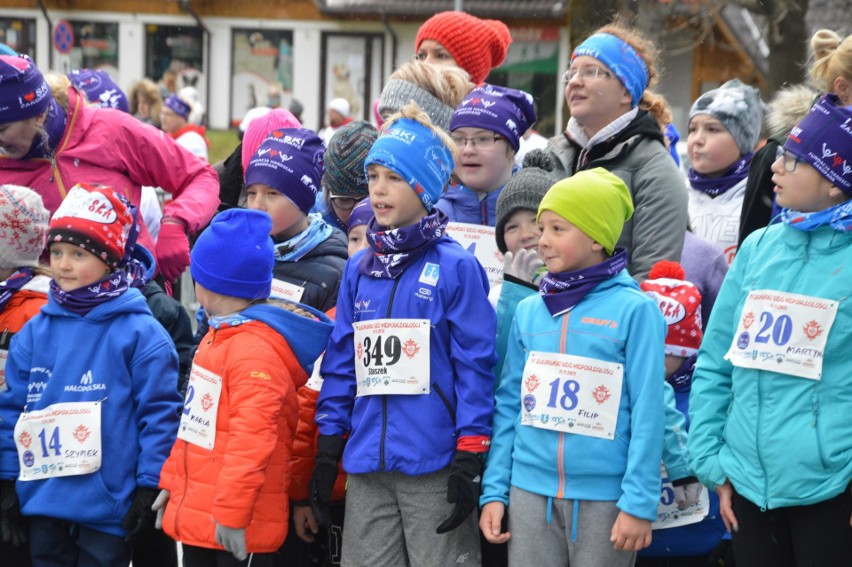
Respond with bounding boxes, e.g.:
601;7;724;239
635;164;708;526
450;134;505;149
775;146;801;173
562;66;614;82
329;195;365;211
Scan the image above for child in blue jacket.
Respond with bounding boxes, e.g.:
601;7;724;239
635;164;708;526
480;168;666;567
309;103;497;566
688;95;852;566
0;183;182;566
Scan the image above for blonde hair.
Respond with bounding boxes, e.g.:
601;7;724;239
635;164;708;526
43;71;71;112
266;298;320;320
590;22;672;128
390;61;474;109
129;78;164;125
381;102;460;165
809;29;852;93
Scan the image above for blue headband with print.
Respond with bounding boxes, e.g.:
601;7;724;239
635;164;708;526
572;33;649;107
364;118;454;212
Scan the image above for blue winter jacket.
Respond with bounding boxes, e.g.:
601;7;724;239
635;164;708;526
434;180;503;226
0;289;182;536
316;236;497;475
481;270;666;521
689;224;852;509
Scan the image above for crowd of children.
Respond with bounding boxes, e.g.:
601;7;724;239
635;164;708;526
0;10;848;567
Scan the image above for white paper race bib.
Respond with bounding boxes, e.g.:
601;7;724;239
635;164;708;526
14;401;102;480
305;354;324;392
354;319;430;396
0;349;7;393
446;222;503;290
725;290;837;380
652;463;709;530
271;278;305;303
178;364;222;450
520;351;623;440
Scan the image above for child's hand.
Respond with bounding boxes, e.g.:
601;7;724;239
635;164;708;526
716;480;739;533
610;510;652;551
293;504;319;543
479;502;511;544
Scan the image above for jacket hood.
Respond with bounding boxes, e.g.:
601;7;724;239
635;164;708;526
130;244;157;282
243;302;334;373
765;84;820;141
42;286;151;321
578;111;666;167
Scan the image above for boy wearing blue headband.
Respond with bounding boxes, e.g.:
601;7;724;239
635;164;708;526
545;23;688;280
309;103;497;566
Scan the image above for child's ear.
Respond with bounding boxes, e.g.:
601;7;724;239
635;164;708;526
827;184;848;204
591;242;605;253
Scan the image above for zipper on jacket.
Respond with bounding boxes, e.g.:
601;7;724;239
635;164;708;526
173;441;190;538
432;382;456;426
556;313;571;499
380;278;401;471
756;372;768;510
812;392;830;469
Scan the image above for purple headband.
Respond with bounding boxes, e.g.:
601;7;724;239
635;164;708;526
164;94;191;120
785;94;852;195
348;198;373;231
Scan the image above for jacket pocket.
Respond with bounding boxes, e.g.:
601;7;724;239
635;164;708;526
432;382;456;427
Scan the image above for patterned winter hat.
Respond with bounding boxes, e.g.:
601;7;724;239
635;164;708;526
689;79;765;155
323;121;378;198
245;128;326;215
640;260;703;357
47;183;134;270
495;150;558;253
0;184;49;269
68;68;130;113
415;11;511;85
378;79;455;132
0;54;51;124
450;84;537;152
348;198;373;231
241;107;303;172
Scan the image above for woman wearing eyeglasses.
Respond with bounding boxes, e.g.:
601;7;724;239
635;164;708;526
434;84;536;226
688;95;852;566
545;23;688;280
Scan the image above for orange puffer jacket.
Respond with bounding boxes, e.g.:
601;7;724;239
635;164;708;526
160;302;333;553
290;307;347;504
0;275;49;391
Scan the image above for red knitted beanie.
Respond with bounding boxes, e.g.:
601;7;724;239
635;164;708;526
640;260;703;357
415;11;512;85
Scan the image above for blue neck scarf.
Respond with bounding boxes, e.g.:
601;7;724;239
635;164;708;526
688;152;753;197
0;268;34;312
274;214;333;262
538;249;628;317
209;312;255;329
667;354;697;392
781;200;852;232
359;209;448;279
23;98;66;160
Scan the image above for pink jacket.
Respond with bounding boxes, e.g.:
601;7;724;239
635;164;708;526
0;87;219;253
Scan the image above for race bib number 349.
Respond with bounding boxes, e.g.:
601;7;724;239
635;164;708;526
725;290;837;380
14;402;102;481
354;319;430;396
520;351;623;440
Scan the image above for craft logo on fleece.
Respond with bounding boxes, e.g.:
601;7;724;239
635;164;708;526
65;369;106;393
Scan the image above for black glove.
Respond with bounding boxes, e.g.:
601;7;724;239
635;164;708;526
122;487;159;544
436;451;483;534
309;435;346;527
0;480;26;548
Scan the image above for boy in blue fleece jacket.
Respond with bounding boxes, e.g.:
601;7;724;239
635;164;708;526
309;103;497;566
480;168;666;567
